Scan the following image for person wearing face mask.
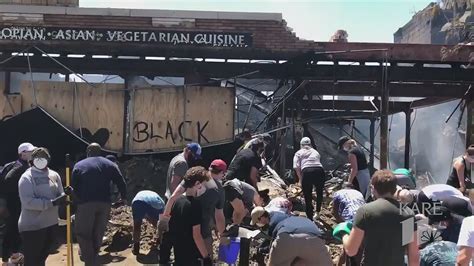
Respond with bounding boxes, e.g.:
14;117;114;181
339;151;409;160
226;140;264;189
0;143;36;264
72;143;127;266
427;205;464;243
251;207;331;266
447;145;474;193
160;160;227;260
338;136;370;199
293;137;325;221
18;147;68;266
338;170;419;266
159;143;202;265
167;166;212;266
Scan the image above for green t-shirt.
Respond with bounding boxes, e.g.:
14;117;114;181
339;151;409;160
354;197;416;266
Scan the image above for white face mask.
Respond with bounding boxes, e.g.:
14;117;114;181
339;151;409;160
33;158;48;170
432;223;447;230
196;185;206;197
256;222;266;228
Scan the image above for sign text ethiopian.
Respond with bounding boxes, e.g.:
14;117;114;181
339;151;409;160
0;26;253;48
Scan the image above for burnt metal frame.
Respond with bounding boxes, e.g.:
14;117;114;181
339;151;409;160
0;42;472;169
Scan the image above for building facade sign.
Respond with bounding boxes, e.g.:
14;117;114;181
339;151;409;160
0;26;253;47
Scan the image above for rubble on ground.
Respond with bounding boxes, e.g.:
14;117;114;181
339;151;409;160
103;205;156;253
104;160;433;264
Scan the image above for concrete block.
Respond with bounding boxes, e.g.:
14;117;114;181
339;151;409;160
0;13;44;23
217;11;281;21
0;4;66;14
152;17;195;27
65;7;130;16
130;9;218;19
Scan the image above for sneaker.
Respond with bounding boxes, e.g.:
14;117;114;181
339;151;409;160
313;213;319;221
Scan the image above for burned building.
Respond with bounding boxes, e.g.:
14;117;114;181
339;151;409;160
0;2;472;178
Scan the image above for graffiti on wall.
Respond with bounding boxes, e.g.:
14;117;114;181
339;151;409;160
133;120;209;144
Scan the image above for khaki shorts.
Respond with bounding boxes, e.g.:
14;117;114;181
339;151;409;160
268;233;332;266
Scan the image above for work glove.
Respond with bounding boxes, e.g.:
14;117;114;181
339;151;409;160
157;215;170;239
199;256;212;266
51;194;68;206
132;242;140;256
258;246;270;254
222;224;239;237
64;186;74;196
332;221;353;241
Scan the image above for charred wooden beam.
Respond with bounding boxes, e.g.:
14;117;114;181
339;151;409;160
0;41;472;63
0;56;473;85
300;110;378;120
410;97;457;109
287;99;409;113
303;81;471;98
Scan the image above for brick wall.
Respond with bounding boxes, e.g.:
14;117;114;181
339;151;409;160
37;14;316;52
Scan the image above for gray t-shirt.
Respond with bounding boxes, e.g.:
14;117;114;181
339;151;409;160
224;179;256;211
18;167;64;232
165;153;188;199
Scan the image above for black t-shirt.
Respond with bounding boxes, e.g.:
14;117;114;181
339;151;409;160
2;160;28;216
223;179;256;211
226;148;262;183
349;147;368;171
169;196;202;260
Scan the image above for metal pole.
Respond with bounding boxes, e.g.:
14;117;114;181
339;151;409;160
404;109;412;169
369;118;375;172
242;94;256;131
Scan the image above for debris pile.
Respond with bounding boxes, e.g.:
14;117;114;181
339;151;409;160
103;205;156;253
102;165;351;263
119;157;169;201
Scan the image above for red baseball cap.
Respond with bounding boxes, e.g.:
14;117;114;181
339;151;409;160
210;159;227;172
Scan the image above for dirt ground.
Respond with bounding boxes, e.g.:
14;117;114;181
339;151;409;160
46;179;344;266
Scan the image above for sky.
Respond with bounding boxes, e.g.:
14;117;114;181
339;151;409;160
79;0;435;43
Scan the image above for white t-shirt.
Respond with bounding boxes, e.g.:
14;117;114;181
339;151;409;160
421;184;463;201
293;147;323;170
457;216;474;266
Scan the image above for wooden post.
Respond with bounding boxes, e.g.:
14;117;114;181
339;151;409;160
466;99;474;147
404;109;412;169
380;66;389;169
279;99;286;175
239;238;251;266
369;118;375;171
123;76;132;153
3;71;11;94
